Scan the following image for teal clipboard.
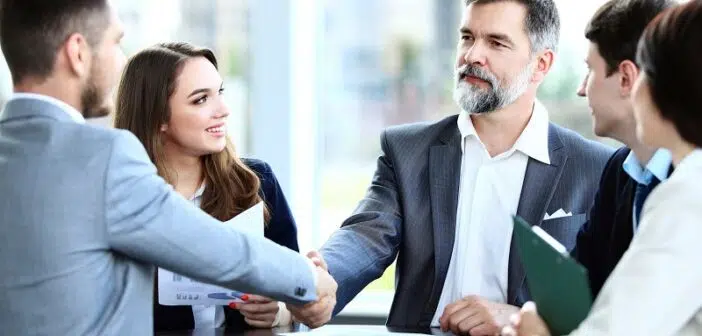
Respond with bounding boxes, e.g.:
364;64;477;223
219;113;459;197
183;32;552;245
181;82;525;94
513;215;593;335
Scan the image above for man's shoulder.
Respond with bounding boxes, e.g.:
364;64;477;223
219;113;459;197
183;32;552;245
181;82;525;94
383;114;459;145
595;146;634;198
2;117;137;162
55;124;150;170
604;146;632;173
33;119;133;148
70;124;143;158
549;123;614;163
96;126;147;152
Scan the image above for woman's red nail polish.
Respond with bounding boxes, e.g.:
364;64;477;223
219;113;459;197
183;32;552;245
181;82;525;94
229;302;238;309
241;294;249;301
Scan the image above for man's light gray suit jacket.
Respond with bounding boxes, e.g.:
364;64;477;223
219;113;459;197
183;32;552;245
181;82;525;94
320;114;613;328
0;98;316;335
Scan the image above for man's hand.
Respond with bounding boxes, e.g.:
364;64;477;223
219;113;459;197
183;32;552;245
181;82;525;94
288;292;336;328
439;295;519;336
287;251;336;328
501;302;551;336
309;251;334;301
307;250;327;271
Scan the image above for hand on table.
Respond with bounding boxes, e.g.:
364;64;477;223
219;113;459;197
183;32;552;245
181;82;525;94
439;295;520;335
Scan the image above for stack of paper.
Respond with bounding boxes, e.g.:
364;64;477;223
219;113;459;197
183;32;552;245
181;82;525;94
157;202;264;306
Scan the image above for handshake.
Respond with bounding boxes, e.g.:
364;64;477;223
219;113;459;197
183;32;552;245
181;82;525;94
287;251;337;328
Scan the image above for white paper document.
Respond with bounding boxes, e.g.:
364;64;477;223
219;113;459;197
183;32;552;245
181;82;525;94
158;202;264;306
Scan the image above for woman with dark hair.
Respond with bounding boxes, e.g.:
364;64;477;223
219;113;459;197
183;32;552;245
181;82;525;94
114;42;297;332
504;1;702;335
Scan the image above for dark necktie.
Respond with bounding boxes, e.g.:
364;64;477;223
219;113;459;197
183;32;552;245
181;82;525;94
633;175;661;230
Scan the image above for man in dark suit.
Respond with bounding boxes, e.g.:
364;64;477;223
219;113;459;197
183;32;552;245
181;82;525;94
570;0;677;298
303;1;613;335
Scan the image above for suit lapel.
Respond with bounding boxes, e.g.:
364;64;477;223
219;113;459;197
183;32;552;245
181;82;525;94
424;123;462;318
508;124;567;304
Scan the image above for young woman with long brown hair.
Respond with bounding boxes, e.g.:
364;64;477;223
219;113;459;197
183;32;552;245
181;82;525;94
114;42;298;332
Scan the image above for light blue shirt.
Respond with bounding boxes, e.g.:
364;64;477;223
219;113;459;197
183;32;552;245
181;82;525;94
622;148;672;231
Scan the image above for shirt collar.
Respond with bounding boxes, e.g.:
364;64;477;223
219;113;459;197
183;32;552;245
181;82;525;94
456;100;551;164
8;92;85;124
623;148;672;185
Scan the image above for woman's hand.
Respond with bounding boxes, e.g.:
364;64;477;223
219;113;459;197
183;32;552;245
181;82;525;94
230;295;291;328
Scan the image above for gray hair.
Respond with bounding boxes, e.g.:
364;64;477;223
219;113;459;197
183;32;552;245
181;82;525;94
464;0;560;53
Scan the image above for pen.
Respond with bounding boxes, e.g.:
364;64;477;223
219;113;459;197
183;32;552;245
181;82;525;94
207;291;248;300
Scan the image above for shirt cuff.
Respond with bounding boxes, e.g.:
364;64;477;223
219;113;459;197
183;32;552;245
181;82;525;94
273;301;292;327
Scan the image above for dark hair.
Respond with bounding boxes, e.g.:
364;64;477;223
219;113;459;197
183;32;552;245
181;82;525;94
0;0;110;84
585;0;675;76
114;42;270;223
637;1;702;147
464;0;560;53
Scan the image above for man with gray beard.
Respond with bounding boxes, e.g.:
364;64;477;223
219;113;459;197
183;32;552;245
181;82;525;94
453;55;533;115
303;0;613;335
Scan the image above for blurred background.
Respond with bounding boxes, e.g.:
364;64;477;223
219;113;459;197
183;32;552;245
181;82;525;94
0;0;621;321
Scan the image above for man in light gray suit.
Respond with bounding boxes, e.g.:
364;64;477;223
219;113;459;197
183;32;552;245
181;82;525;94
307;1;613;335
0;1;335;335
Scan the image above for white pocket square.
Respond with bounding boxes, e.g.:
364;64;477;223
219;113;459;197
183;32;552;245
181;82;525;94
543;209;572;220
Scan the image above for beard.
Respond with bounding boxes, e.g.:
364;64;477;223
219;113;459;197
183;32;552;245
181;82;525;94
453;62;533;114
80;57;112;119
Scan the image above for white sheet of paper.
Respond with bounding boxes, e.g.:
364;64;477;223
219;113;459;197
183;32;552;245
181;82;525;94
158;202;264;306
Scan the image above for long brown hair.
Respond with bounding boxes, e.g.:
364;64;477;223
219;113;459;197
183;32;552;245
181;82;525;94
114;42;270;222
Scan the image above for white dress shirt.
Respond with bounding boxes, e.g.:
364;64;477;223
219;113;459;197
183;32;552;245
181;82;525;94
571;149;702;335
187;184;228;329
431;102;551;326
8;92;85;123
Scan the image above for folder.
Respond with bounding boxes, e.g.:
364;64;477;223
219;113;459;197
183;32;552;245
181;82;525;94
513;215;593;335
